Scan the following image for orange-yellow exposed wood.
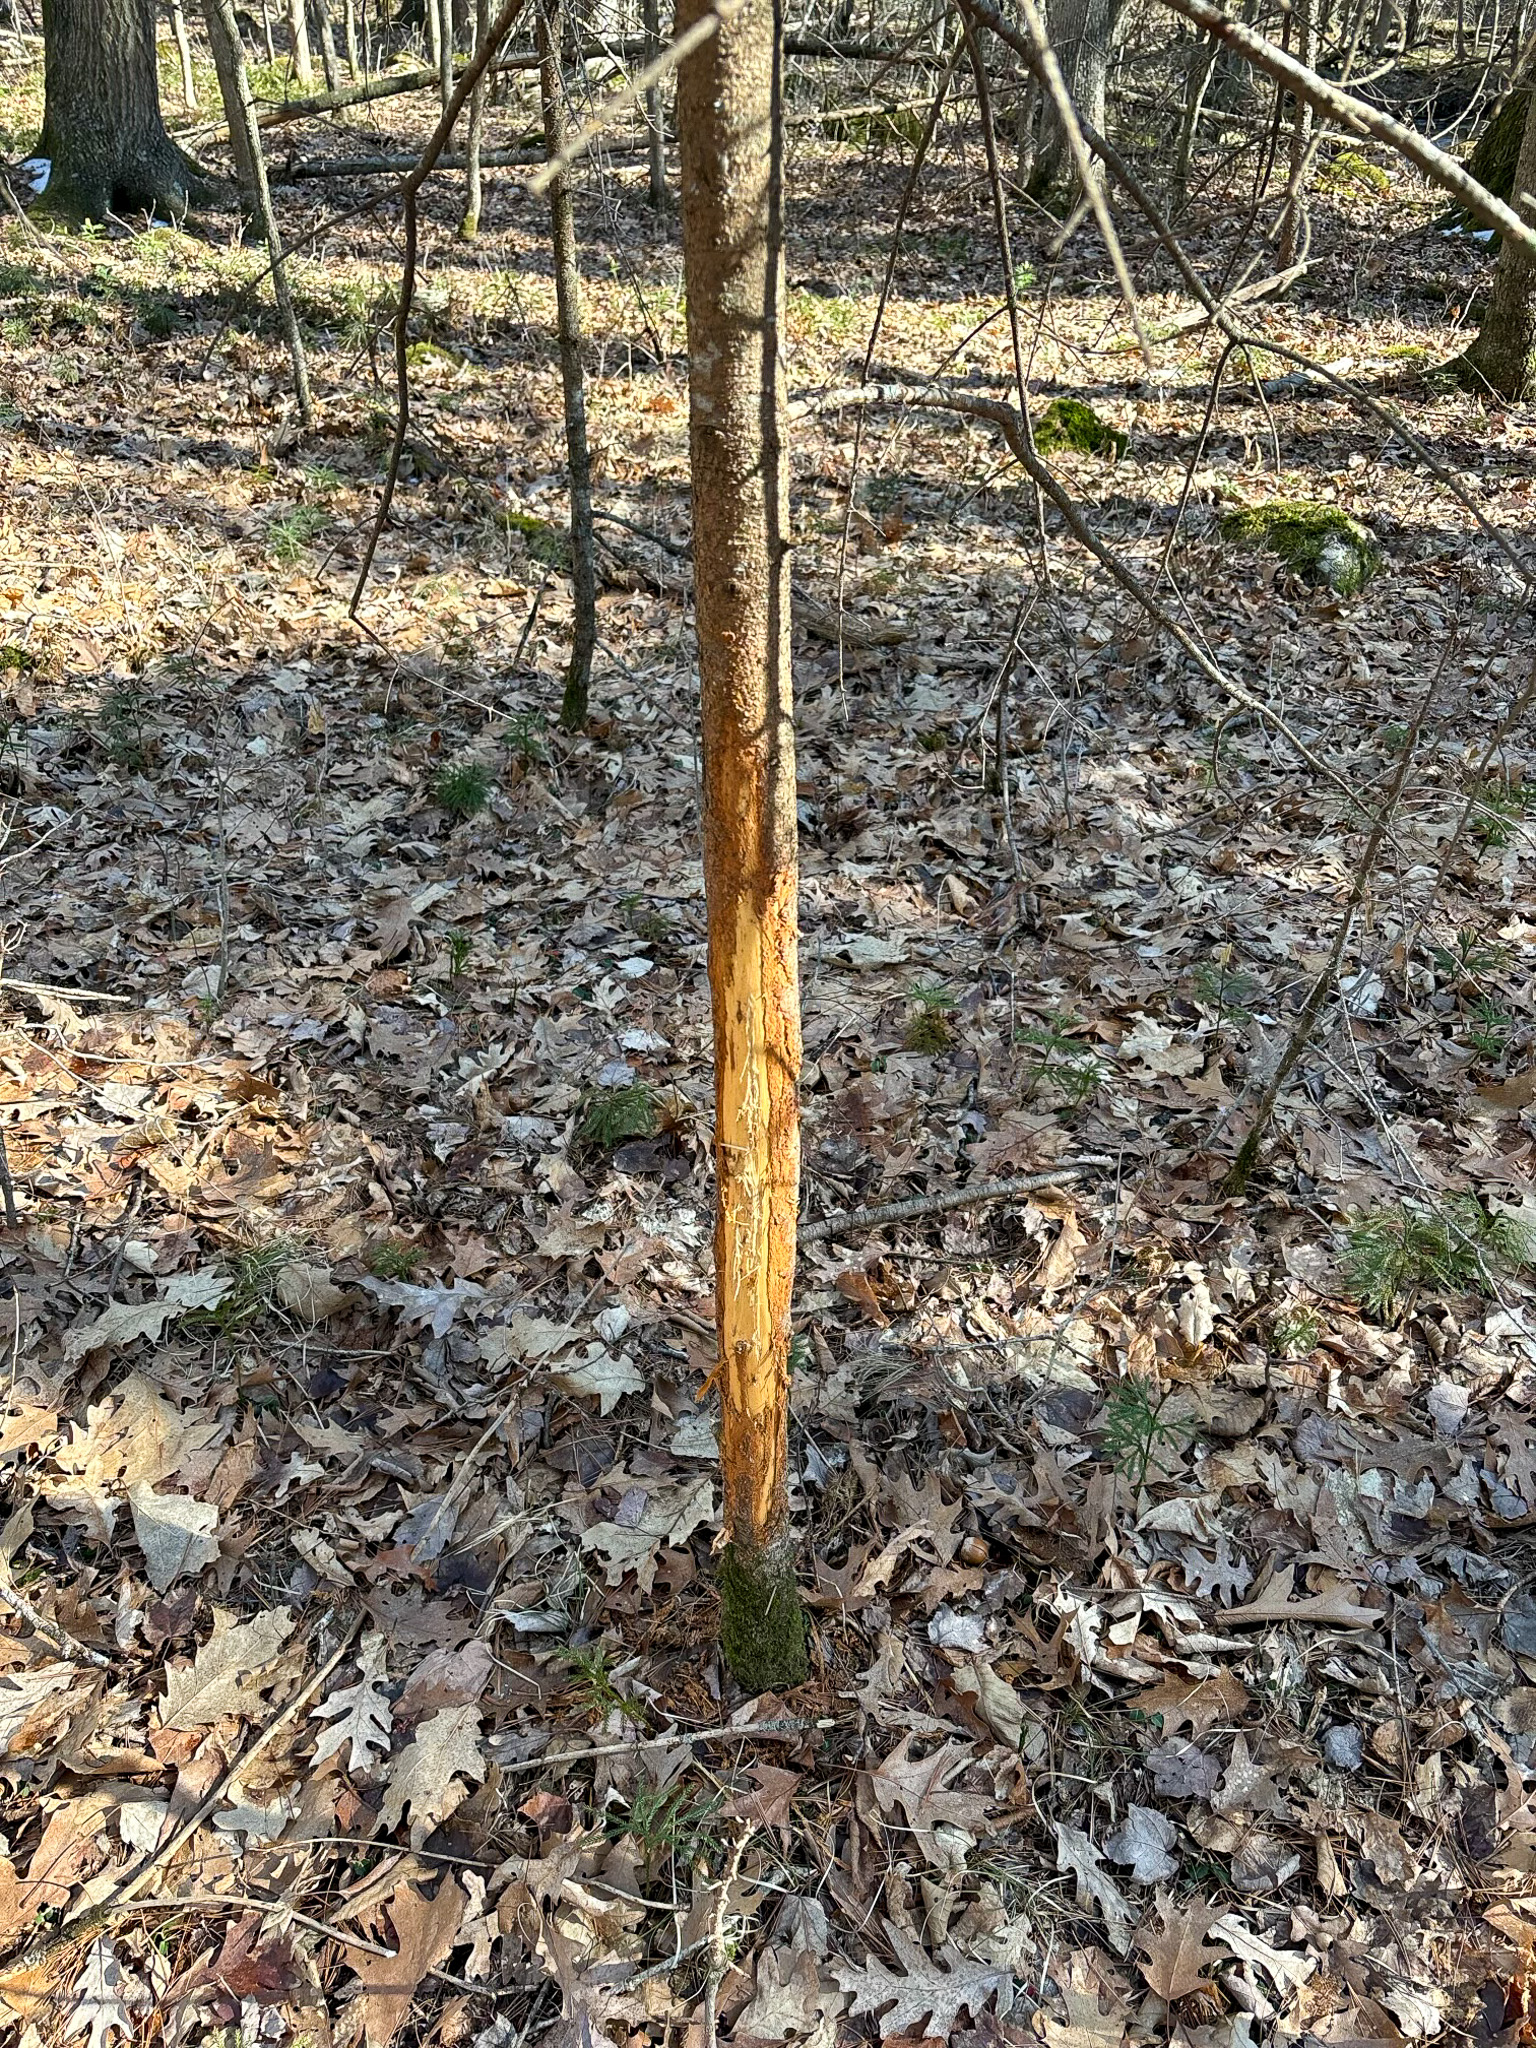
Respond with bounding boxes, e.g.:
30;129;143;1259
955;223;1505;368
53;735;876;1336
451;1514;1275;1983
677;0;807;1688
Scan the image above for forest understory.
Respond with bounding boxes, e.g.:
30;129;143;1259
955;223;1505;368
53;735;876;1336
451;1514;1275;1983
0;31;1534;2048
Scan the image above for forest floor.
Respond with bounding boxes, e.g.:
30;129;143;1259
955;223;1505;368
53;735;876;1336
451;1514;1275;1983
0;26;1534;2048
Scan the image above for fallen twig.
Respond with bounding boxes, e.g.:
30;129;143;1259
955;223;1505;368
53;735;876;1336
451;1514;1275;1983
802;1165;1086;1244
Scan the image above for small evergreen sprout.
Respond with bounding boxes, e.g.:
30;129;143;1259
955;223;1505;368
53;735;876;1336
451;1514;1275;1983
368;1238;424;1281
1101;1374;1200;1488
1342;1196;1536;1321
578;1080;659;1151
432;760;494;818
904;980;956;1053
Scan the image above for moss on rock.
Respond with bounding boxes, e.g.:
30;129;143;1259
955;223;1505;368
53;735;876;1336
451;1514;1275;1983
1220;498;1382;596
1321;149;1391;195
719;1540;808;1693
1033;396;1127;460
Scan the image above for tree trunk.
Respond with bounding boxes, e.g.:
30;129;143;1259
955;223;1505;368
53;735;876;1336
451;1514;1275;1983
1459;76;1536;396
169;0;198;106
39;0;215;221
461;0;488;233
641;0;666;207
203;0;259;202
344;0;362;73
1465;74;1532;204
538;0;598;731
288;0;313;80
204;0;315;425
677;0;808;1692
1031;0;1125;197
313;0;341;88
1280;0;1317;266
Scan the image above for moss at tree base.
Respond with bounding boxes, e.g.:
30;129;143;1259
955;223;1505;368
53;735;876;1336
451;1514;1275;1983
1220;498;1382;595
719;1540;809;1692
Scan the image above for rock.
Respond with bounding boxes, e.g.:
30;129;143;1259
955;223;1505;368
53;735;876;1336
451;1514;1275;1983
1220;497;1382;595
1033;396;1128;459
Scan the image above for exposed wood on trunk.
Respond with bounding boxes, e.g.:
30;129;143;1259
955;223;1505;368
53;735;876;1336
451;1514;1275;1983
678;0;807;1692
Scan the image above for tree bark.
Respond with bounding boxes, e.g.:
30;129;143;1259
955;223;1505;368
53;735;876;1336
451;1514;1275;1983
205;0;315;425
169;0;198;106
538;0;598;731
39;0;215;221
1030;0;1125;196
677;0;808;1692
461;0;488;233
203;0;259;202
1459;76;1536;396
641;0;666;207
288;0;313;80
1279;0;1317;267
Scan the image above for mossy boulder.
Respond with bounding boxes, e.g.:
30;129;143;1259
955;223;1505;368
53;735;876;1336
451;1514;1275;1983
1320;149;1391;195
1220;498;1382;596
497;507;571;570
1033;397;1127;460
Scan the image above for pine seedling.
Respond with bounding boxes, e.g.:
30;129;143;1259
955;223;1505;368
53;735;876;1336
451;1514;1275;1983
1192;953;1261;1030
904;981;955;1053
1272;1304;1322;1357
1468;777;1527;850
578;1080;659;1150
368;1238;424;1280
617;1781;725;1870
432;761;493;818
1467;997;1513;1059
266;504;329;563
503;710;549;763
1100;1374;1199;1488
1342;1196;1536;1320
1018;1016;1102;1106
564;1646;646;1727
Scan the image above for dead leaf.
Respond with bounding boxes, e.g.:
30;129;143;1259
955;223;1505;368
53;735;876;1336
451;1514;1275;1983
1055;1822;1135;1955
352;1878;466;2048
1134;1892;1232;2002
160;1608;297;1730
312;1631;393;1775
1223;1563;1381;1628
379;1705;484;1846
1105;1804;1179;1884
830;1919;1011;2035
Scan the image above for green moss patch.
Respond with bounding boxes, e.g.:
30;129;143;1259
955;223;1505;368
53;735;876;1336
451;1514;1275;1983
1321;149;1391;195
1220;498;1382;596
719;1541;809;1692
497;507;571;570
1034;397;1127;460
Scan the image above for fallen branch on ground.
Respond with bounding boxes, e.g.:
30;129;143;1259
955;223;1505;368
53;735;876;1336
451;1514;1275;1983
802;1166;1088;1244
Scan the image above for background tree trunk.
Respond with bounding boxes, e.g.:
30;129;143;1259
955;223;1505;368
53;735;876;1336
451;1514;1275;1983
39;0;214;221
289;0;314;81
461;0;488;233
538;0;598;731
1031;0;1126;197
203;0;259;203
641;0;666;207
1459;75;1536;394
169;0;198;106
677;0;808;1692
205;0;315;425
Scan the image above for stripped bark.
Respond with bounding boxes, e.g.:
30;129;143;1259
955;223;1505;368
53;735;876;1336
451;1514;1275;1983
678;0;808;1691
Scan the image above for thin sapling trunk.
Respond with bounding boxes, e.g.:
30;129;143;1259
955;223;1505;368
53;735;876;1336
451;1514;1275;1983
678;0;809;1692
537;0;598;730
